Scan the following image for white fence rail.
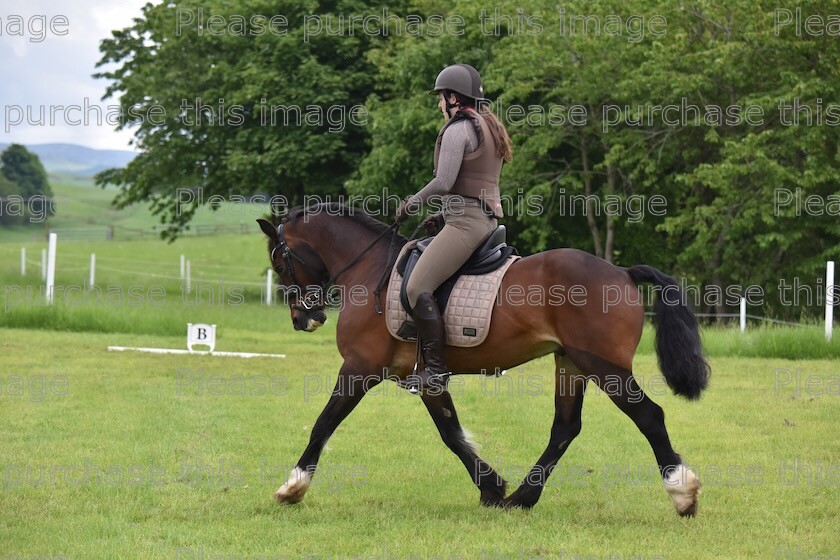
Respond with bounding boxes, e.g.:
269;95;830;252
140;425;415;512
5;243;837;333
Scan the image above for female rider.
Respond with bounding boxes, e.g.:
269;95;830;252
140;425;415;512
396;63;513;392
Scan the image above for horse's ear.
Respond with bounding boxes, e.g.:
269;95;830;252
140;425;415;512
257;219;279;243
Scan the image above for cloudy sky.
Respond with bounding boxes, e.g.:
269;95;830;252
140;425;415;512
0;0;148;151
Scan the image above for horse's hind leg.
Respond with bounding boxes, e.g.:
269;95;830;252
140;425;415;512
421;389;508;507
502;353;586;509
565;347;701;517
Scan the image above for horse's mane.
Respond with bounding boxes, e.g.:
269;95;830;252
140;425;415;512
285;202;408;245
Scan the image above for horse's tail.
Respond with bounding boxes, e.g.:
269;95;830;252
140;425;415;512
626;265;710;400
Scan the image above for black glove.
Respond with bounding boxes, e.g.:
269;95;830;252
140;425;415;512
421;212;445;236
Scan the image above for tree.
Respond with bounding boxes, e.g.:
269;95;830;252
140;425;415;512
95;0;403;240
0;173;23;226
486;0;665;263
0;144;51;199
94;0;840;319
633;0;840;319
488;0;840;318
351;0;674;263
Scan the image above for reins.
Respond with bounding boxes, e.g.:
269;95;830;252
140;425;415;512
327;221;401;288
276;217;422;312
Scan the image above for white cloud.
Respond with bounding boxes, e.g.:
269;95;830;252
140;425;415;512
0;0;148;151
90;3;144;34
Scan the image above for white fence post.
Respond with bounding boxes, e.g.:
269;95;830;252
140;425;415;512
186;260;191;295
45;233;57;305
180;255;185;282
826;261;835;342
41;249;47;281
89;254;96;288
740;297;746;333
20;247;25;276
266;269;273;305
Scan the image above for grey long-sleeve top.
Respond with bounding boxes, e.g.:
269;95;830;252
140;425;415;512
409;119;479;207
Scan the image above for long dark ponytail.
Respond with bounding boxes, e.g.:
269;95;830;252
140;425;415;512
449;92;513;162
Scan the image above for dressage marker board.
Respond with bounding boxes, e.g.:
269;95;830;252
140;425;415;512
106;323;286;359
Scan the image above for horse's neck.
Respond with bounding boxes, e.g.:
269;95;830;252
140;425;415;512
310;218;387;279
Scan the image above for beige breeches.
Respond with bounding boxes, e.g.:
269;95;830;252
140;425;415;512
405;203;497;309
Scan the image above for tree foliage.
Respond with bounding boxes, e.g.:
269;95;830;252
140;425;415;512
0;172;22;226
96;0;840;318
95;0;402;238
1;144;51;199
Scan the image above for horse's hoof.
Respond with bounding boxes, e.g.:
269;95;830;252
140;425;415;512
500;491;537;510
664;465;701;517
500;498;534;510
274;467;312;504
480;479;508;508
480;491;506;508
678;501;698;517
274;489;302;504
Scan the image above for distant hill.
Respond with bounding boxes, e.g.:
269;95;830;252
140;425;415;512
0;143;136;176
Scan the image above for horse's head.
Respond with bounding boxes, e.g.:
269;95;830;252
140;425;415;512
258;217;329;332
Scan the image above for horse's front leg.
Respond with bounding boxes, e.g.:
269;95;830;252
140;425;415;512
275;361;379;504
421;389;508;507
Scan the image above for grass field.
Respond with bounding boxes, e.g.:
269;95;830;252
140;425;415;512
1;320;837;559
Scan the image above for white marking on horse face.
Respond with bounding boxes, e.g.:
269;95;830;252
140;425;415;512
304;319;324;332
461;427;480;455
274;466;312;504
664;464;701;516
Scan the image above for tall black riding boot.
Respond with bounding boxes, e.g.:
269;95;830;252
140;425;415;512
409;292;450;394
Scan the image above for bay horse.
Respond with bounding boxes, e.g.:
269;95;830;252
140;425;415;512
257;202;710;516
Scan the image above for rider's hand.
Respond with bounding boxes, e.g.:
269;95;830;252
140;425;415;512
396;196;420;224
421;212;444;236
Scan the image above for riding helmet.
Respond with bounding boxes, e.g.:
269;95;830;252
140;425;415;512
429;64;487;101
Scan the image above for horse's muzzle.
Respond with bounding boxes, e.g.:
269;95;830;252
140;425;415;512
292;309;328;332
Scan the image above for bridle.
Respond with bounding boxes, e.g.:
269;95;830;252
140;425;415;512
271;222;328;311
270;218;402;313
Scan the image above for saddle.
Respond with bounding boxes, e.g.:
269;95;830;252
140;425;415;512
397;225;517;316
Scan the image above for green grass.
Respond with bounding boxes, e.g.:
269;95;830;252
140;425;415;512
0;324;837;559
0;231;273;337
638;323;840;360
